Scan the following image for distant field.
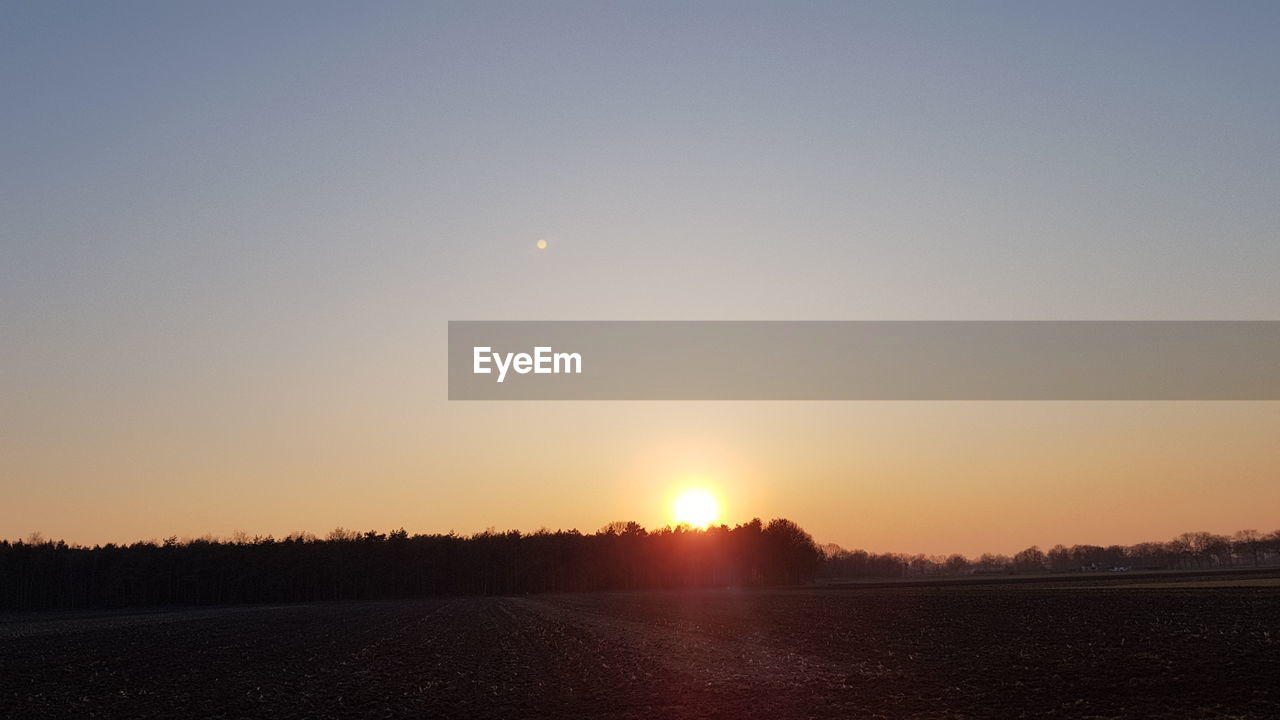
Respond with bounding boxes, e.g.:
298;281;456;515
3;578;1278;719
1117;578;1280;589
818;565;1280;590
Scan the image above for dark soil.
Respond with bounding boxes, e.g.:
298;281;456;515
2;583;1277;719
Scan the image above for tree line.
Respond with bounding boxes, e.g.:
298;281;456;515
0;519;822;611
6;522;1276;611
821;528;1280;580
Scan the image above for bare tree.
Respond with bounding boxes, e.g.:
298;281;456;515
1013;546;1047;573
1232;529;1261;567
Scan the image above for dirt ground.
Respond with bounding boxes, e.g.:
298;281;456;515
2;583;1278;719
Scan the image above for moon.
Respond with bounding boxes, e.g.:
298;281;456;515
536;239;548;250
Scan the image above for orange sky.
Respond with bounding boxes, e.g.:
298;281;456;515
6;397;1278;557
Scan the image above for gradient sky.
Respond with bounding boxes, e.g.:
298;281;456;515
3;2;1279;556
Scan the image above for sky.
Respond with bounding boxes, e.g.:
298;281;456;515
3;1;1279;556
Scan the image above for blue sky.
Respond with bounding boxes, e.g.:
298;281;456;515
3;2;1279;551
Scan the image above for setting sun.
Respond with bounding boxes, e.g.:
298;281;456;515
673;488;720;528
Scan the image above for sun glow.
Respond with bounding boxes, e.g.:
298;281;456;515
672;488;720;529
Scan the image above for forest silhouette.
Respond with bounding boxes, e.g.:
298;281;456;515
2;521;1276;611
1;519;820;610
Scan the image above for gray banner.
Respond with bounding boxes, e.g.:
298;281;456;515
448;321;1280;400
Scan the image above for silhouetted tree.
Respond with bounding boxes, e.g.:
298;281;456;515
1232;530;1261;567
6;522;1278;612
1013;546;1047;573
0;518;826;611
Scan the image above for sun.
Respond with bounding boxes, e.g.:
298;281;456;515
673;488;720;529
